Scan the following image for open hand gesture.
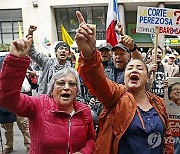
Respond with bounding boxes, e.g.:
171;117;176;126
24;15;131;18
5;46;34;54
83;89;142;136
10;35;33;57
75;11;96;58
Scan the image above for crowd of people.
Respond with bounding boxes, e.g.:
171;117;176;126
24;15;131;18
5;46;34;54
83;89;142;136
0;10;179;154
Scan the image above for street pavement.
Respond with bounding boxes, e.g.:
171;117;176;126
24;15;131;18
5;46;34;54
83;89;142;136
0;123;27;154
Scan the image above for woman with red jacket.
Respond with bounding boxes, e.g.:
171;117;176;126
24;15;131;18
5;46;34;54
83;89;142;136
75;11;174;154
0;36;96;154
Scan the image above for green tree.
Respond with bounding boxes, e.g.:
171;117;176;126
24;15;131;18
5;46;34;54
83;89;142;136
0;43;10;51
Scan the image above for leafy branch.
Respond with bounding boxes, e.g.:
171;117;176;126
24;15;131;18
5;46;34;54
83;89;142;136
0;43;10;51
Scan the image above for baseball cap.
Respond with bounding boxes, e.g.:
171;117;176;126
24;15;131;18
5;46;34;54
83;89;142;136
55;41;70;51
111;43;130;53
173;52;179;56
98;42;112;51
168;54;176;58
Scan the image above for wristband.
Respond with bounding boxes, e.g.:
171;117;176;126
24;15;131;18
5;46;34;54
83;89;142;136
26;34;33;38
129;43;137;52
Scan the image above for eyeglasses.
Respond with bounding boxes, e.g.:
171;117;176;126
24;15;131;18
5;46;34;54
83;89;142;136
54;81;77;88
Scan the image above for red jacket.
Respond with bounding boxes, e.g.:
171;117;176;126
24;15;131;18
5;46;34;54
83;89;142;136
0;54;96;154
78;51;174;154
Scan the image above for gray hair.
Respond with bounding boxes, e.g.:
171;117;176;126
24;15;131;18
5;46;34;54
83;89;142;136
47;67;81;96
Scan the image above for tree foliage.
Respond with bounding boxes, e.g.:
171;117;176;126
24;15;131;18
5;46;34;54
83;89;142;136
0;43;10;51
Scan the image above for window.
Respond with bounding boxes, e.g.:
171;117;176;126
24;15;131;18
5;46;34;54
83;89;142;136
93;6;107;40
0;9;23;44
55;6;107;41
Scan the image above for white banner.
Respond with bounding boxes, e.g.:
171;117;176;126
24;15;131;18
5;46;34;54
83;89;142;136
136;6;180;36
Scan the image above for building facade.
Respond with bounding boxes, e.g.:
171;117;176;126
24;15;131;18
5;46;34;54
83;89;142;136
0;0;180;53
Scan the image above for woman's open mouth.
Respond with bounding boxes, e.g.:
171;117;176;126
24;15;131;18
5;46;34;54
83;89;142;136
130;74;139;83
61;93;71;99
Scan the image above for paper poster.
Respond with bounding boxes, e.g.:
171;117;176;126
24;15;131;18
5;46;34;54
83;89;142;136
164;77;180;136
136;6;180;36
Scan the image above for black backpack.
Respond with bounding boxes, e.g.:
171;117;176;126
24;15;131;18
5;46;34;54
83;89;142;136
0;108;16;124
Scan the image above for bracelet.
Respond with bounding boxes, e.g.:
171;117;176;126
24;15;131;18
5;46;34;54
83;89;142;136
26;34;33;38
129;43;137;52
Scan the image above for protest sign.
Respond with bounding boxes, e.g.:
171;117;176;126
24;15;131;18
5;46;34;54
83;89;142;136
136;6;180;36
164;77;180;136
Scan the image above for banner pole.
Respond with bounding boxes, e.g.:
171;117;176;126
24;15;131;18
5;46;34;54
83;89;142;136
153;26;159;80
